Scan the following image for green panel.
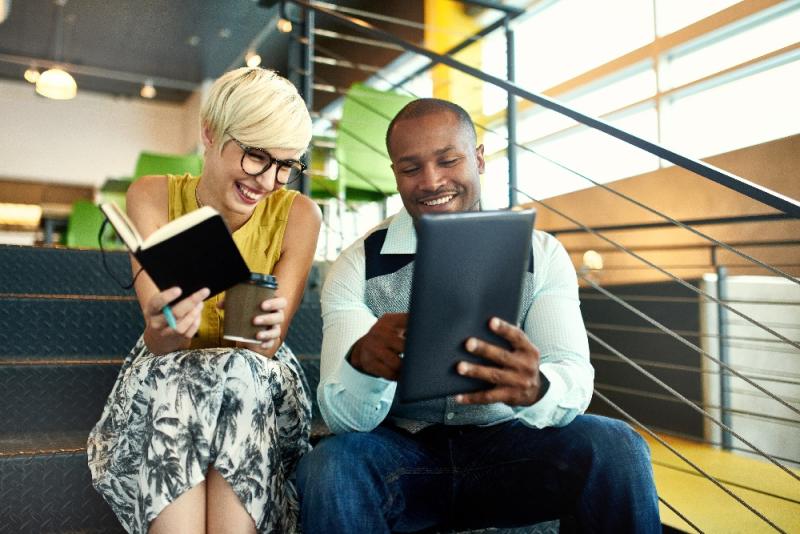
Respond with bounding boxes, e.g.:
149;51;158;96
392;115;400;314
64;200;122;249
133;151;203;180
336;83;413;197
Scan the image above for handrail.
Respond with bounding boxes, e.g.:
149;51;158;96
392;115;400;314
290;0;800;218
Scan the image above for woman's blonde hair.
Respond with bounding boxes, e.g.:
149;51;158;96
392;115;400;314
201;67;312;155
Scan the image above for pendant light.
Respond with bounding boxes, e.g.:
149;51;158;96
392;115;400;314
36;0;77;100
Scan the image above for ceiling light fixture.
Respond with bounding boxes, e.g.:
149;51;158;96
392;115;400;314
36;0;77;100
24;67;40;83
245;50;262;68
36;67;77;99
277;18;292;33
140;79;156;99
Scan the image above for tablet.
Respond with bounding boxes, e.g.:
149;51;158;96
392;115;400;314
397;209;536;403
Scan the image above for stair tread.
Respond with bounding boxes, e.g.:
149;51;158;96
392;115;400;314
0;431;89;457
0;416;331;458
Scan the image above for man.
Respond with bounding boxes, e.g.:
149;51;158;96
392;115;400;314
297;99;660;533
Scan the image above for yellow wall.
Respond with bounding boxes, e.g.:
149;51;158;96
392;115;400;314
424;0;484;125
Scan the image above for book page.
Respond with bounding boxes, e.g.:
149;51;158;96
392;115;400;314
141;205;221;249
99;202;142;252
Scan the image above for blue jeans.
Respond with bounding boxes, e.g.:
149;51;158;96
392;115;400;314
296;415;660;533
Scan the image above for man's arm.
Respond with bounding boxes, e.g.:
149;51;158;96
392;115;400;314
456;233;593;428
317;240;398;434
517;235;593;427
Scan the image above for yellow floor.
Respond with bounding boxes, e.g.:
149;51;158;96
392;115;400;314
642;433;800;533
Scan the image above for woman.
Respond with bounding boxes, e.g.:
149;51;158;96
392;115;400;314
87;67;321;534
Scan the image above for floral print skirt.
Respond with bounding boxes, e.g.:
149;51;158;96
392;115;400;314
87;336;312;534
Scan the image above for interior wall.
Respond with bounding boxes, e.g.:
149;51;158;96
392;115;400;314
527;135;800;284
533;134;800;231
0;79;197;188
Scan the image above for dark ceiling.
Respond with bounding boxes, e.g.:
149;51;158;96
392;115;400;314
0;0;424;112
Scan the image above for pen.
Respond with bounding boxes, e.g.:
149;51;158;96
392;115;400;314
162;305;177;329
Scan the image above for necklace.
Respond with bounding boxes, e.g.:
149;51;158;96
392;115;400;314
195;182;204;208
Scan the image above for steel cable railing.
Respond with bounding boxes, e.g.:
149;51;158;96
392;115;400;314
311;55;800;436
586;325;799;483
294;0;800;215
593;383;800;428
299;2;800;348
314;81;800;530
307;33;800;356
292;2;800;527
586;322;800;348
594;390;786;533
589;353;800;388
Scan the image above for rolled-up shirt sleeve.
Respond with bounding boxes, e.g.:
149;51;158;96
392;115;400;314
317;239;396;434
513;234;594;428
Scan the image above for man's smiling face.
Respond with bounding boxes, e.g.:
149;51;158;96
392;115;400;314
388;110;484;221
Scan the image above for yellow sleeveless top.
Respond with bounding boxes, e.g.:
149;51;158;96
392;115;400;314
167;173;298;348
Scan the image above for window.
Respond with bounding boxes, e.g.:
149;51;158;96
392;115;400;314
664;4;800;89
514;0;654;92
655;0;740;36
664;57;800;158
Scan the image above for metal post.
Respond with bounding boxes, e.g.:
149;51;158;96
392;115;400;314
301;6;315;197
505;15;517;208
716;265;732;450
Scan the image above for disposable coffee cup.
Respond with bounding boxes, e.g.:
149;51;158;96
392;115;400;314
223;273;278;344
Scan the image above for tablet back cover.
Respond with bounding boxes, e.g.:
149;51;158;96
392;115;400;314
398;209;535;403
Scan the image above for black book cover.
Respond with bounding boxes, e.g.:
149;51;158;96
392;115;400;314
135;215;250;299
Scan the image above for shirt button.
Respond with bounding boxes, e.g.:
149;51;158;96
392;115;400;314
446;412;455;420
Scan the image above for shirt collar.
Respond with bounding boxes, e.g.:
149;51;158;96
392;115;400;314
381;207;417;255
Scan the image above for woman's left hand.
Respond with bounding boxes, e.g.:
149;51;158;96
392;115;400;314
253;296;287;350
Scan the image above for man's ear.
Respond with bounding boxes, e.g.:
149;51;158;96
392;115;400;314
475;144;486;174
201;124;214;149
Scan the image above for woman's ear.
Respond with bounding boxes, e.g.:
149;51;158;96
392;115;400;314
201;124;214;149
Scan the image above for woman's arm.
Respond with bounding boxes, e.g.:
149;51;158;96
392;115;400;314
127;176;209;355
247;193;321;358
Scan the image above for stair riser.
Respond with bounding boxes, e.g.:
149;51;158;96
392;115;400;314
0;365;120;434
0;453;125;533
0;300;143;359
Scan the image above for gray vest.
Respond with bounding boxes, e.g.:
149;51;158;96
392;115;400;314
363;228;536;432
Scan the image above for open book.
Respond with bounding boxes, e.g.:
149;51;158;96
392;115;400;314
99;202;250;299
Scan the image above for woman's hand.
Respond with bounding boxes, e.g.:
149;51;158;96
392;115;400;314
252;296;287;351
217;295;287;356
144;286;210;354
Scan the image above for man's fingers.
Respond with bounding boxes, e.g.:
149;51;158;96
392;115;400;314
489;317;532;352
457;360;524;387
464;337;516;369
368;352;401;381
456;386;515;405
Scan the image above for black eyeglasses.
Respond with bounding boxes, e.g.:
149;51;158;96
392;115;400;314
230;137;306;185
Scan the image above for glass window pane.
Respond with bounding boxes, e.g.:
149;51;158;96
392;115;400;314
519;106;660;200
655;0;739;36
483;156;511;209
515;0;654;92
567;64;657;117
664;5;800;89
663;58;800;159
482;32;509;116
514;64;656;144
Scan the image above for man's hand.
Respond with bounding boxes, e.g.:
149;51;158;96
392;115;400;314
455;317;546;406
349;313;408;381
